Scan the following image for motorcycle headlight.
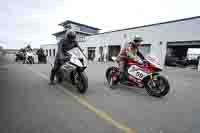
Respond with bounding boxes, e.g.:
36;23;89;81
79;58;84;62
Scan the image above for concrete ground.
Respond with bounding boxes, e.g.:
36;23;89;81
1;54;200;133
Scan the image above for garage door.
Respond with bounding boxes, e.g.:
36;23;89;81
168;41;200;47
167;41;200;57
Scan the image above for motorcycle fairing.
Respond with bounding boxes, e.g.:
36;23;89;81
68;47;87;67
26;52;34;57
145;55;162;70
128;65;149;80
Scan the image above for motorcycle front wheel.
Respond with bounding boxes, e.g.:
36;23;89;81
74;71;88;94
144;75;170;97
31;57;34;64
106;67;119;89
55;70;64;83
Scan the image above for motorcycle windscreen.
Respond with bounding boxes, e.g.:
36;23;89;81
145;54;163;69
68;47;88;67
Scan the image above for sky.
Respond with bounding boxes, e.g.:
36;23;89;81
0;0;199;49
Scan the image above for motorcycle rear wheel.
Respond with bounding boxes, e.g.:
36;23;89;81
106;67;119;89
144;75;170;97
31;57;34;64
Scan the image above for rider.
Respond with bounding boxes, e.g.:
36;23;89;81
49;30;81;85
36;48;45;63
118;35;145;81
25;44;32;52
17;48;26;60
23;45;32;63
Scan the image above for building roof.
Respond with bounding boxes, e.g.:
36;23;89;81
92;16;200;36
52;29;93;36
40;44;56;47
58;20;101;30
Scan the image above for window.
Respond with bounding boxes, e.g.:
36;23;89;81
49;49;51;56
65;24;72;29
53;49;56;56
46;50;48;56
79;36;85;42
139;44;151;56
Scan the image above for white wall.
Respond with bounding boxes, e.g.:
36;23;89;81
40;44;57;64
84;17;200;66
42;17;200;65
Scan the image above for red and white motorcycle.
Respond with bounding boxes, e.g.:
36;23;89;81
105;55;170;97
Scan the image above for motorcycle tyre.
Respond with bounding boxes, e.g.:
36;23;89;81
74;71;88;94
144;75;170;98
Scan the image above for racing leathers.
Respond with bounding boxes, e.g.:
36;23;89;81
118;42;145;81
49;38;80;83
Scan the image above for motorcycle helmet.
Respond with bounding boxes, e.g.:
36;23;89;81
65;30;76;41
131;35;143;48
27;45;31;49
133;35;143;43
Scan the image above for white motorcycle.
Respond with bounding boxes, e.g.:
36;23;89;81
24;51;34;64
55;47;88;94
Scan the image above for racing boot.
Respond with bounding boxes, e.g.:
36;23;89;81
49;73;56;85
119;72;126;83
49;80;56;85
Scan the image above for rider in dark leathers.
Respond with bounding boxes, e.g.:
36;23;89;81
36;48;46;63
49;30;81;85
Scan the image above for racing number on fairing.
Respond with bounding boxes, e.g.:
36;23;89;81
136;71;143;78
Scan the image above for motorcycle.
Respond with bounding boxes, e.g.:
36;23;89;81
15;52;25;62
55;47;88;94
105;55;170;97
24;51;35;64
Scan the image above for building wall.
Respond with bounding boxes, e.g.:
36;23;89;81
40;42;88;64
40;44;57;64
43;17;200;65
56;34;65;41
80;26;98;34
56;32;88;42
63;23;99;34
84;18;200;66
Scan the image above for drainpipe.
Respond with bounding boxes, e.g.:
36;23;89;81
94;46;100;61
103;45;108;62
159;41;163;67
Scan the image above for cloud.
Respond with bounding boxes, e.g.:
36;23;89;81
0;0;200;48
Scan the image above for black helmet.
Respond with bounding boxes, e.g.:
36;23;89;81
133;35;143;43
27;45;31;48
65;30;76;41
